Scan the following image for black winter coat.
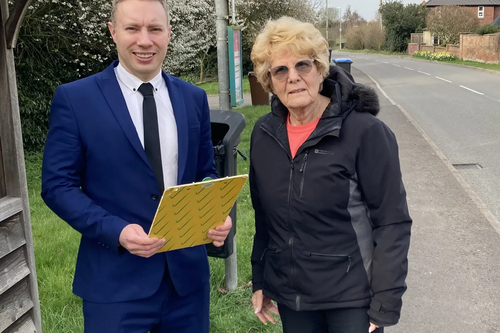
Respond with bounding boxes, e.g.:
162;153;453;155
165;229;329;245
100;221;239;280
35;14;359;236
250;66;412;327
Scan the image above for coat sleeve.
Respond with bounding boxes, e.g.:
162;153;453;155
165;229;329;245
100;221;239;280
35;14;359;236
249;128;270;292
41;86;129;252
355;119;412;327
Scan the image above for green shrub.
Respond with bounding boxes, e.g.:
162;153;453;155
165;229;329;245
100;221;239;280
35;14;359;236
14;0;115;152
476;24;500;35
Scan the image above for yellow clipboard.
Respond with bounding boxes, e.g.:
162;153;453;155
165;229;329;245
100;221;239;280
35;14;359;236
148;175;248;253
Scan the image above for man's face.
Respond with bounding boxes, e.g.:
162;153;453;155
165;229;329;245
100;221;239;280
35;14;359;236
108;0;171;82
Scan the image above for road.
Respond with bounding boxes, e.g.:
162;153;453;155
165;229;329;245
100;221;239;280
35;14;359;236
339;52;500;225
335;53;500;333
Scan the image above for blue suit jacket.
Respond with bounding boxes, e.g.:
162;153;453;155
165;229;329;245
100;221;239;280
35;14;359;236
41;61;217;303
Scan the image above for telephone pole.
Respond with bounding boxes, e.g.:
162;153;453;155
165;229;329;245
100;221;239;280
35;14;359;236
215;0;231;111
325;0;329;45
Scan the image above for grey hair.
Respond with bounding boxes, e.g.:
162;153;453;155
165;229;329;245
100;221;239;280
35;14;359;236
111;0;170;26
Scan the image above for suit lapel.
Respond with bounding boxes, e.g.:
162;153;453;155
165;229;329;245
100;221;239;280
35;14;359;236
97;62;150;167
162;72;188;184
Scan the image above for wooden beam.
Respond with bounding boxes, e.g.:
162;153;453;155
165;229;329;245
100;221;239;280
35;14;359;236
0;197;22;222
0;247;30;297
0;139;6;198
0;279;34;332
4;0;32;49
0;1;42;331
3;313;36;333
0;215;26;260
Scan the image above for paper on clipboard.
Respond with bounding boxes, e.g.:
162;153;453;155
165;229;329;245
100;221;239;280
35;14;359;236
148;175;248;253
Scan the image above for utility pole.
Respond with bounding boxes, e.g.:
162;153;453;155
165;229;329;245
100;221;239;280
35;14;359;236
380;0;383;30
337;7;342;50
215;0;231;111
215;0;237;292
325;0;328;45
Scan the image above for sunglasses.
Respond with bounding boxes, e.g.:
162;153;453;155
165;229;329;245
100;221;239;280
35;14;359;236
268;59;315;81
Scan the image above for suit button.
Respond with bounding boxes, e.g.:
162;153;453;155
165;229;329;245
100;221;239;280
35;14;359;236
151;194;158;200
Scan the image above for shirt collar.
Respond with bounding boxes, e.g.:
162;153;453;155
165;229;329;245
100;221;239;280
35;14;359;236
116;63;164;93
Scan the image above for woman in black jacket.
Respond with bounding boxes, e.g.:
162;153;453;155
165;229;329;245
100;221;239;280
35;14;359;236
249;17;412;333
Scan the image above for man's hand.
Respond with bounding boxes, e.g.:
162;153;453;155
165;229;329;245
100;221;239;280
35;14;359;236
252;289;279;325
119;224;165;257
207;215;232;247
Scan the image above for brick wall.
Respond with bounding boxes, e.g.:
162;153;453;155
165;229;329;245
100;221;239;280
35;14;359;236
495;7;500;20
429;6;498;25
408;43;420;55
446;45;460;57
465;6;495;25
460;33;500;64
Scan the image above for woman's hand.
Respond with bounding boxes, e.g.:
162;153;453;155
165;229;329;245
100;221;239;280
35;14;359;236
252;289;280;325
369;322;379;332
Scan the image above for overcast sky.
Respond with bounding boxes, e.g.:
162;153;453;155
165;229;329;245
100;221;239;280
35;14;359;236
331;0;423;21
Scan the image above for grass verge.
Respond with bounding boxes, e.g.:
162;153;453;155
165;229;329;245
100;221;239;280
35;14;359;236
436;59;500;72
196;76;251;95
28;105;280;332
337;49;500;72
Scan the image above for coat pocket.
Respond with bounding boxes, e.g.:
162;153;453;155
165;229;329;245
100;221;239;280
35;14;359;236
298;252;354;303
263;248;289;295
303;252;351;273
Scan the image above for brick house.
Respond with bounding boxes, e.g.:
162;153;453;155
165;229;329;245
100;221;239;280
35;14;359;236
425;0;500;25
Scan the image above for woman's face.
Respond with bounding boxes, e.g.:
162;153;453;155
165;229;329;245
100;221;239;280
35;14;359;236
269;52;324;111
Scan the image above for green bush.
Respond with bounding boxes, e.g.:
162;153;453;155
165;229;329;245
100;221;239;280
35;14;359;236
14;0;115;152
476;24;500;35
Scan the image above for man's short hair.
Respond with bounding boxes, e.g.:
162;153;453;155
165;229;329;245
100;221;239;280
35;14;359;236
110;0;170;26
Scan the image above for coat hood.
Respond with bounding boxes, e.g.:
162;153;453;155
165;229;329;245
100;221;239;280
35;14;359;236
271;65;380;118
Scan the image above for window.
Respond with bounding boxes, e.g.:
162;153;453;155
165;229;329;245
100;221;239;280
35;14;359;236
432;34;440;46
478;6;484;19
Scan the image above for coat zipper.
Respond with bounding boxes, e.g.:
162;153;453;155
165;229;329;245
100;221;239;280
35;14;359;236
260;126;302;311
299;151;308;198
288;164;300;310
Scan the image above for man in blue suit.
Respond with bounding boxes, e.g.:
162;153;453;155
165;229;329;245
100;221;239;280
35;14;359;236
41;0;232;331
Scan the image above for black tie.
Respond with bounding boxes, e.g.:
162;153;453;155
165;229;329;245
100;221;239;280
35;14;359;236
138;83;164;193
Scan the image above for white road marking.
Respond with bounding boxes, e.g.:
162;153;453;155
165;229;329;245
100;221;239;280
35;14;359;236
418;71;431;75
382;61;389;64
393;64;401;67
436;76;452;83
459;85;484;95
404;67;414;71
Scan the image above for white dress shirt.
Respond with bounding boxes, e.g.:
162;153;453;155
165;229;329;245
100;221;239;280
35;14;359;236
115;64;178;188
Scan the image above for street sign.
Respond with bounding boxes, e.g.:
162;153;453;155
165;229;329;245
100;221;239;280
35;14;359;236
228;26;244;107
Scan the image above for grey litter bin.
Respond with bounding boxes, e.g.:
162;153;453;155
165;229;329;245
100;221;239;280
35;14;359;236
333;58;353;74
206;110;246;258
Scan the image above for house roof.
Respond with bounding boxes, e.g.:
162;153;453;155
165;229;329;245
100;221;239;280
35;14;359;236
426;0;500;6
492;15;500;25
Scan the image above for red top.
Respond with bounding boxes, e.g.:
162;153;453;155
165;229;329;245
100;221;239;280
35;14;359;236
286;113;321;159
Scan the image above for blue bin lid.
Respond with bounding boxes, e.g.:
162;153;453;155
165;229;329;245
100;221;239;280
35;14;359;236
333;58;353;63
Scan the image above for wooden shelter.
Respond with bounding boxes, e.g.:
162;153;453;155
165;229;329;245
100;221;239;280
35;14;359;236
0;0;42;331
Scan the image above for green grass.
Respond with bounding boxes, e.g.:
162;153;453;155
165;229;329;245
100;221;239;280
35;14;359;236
196;76;251;95
440;59;500;72
340;49;407;56
28;105;279;332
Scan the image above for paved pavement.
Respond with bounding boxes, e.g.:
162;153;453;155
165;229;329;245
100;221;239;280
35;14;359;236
352;66;500;333
207;92;255;110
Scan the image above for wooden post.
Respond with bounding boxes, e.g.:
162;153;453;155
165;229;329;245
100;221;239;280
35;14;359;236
0;0;42;331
